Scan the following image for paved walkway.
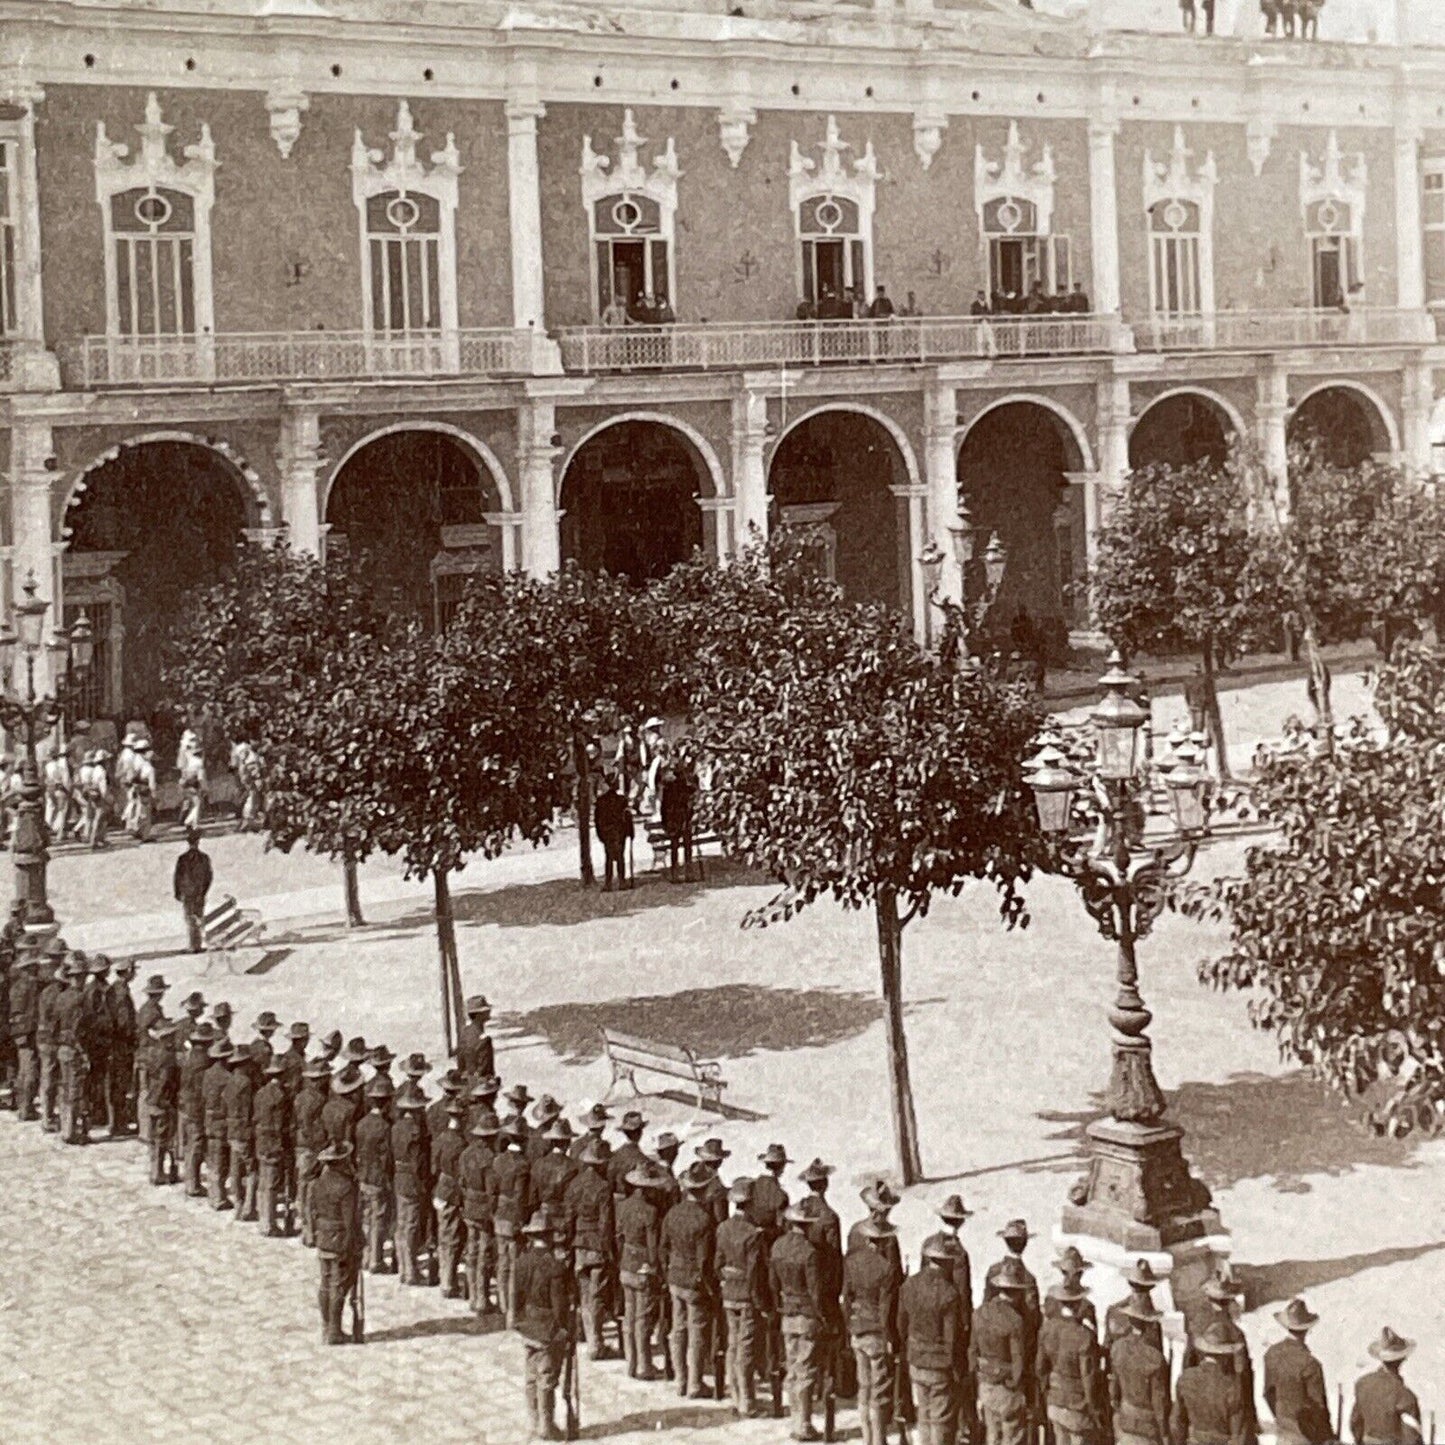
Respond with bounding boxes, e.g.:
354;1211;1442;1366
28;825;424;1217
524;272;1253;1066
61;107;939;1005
0;1114;784;1444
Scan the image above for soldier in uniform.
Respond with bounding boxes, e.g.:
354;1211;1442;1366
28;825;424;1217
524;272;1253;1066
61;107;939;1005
211;1000;234;1041
224;1038;258;1221
1350;1327;1423;1445
54;953;89;1145
797;1158;845;1408
391;1083;430;1285
1172;1323;1249;1445
134;973;168;1142
749;1143;791;1395
716;1176;767;1419
178;1020;214;1198
566;1135;617;1360
845;1214;902;1445
1038;1276;1101;1445
322;1063;364;1149
694;1137;732;1225
772;1200;826;1442
1183;1270;1257;1445
848;1180;905;1275
144;1018;181;1185
456;994;495;1082
105;956;138;1135
254;1052;291;1236
1110;1292;1171;1445
35;944;66;1132
1261;1298;1330;1445
460;1108;500;1314
467;1072;500;1134
174;990;206;1048
608;1109;650;1198
618;1159;668;1379
279;1021;309;1099
9;950;39;1121
355;1077;395;1270
312;1139;363;1345
972;1255;1033;1445
663;1160;719;1398
531;1094;563;1147
514;1209;576;1442
1106;1260;1167;1353
173;827;211;948
1045;1247;1098;1330
250;1010;280;1069
571;1101;611;1161
534;1116;580;1211
81;954;114;1140
202;1036;234;1210
899;1232;968;1445
318;1029;343;1066
428;1067;465;1145
433;1094;468;1297
490;1115;535;1323
295;1058;331;1246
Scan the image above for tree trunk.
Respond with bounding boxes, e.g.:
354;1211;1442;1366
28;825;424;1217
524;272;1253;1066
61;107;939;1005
1300;616;1334;756
876;887;923;1186
434;868;463;1057
342;853;364;928
1200;638;1231;781
573;727;596;887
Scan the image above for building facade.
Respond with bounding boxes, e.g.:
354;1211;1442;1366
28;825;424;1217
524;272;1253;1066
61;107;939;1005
1;0;1443;721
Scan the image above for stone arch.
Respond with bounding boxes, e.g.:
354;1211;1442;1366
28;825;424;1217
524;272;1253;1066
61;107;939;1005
559;411;725;504
1129;387;1244;471
771;401;923;491
1289;380;1400;466
957;393;1094;475
323;420;514;516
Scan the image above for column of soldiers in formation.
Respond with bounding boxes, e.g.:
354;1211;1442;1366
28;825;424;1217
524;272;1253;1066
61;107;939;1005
0;944;1430;1445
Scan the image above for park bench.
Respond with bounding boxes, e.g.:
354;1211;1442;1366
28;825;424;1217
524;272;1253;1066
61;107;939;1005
599;1026;729;1117
642;820;723;874
201;894;265;975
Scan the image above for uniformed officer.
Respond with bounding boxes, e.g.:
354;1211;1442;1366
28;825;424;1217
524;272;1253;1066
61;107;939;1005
8;950;39;1121
1110;1293;1171;1445
202;1036;234;1209
312;1138;363;1345
178;1020;214;1198
663;1160;719;1399
224;1038;258;1221
107;957;138;1135
716;1176;767;1419
694;1137;732;1225
460;1108;500;1314
1350;1327;1422;1445
1173;1322;1249;1445
322;1063;364;1149
254;1052;291;1237
797;1158;845;1407
490;1115;536;1324
1106;1260;1167;1353
618;1159;668;1380
771;1200;826;1442
845;1214;902;1445
144;1018;180;1185
134;973;168;1141
514;1208;576;1442
432;1094;468;1297
1045;1247;1098;1330
54;954;89;1144
534;1117;580;1210
294;1058;331;1246
391;1083;430;1285
566;1135;617;1360
456;994;495;1082
1263;1298;1330;1445
972;1254;1032;1445
1037;1277;1101;1445
608;1109;650;1198
35;945;66;1132
250;1010;280;1070
571;1101;611;1162
1183;1270;1257;1445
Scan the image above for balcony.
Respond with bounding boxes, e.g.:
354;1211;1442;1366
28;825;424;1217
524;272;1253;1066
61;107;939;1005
557;314;1132;374
1132;307;1438;353
65;328;554;388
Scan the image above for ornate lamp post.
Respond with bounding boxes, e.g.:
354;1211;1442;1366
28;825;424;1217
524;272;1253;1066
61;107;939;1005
1026;650;1223;1258
918;501;1008;669
0;573;93;929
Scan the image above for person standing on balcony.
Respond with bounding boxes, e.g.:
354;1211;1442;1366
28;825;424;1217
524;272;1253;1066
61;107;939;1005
654;290;676;325
868;286;895;319
632;291;658;327
1180;0;1197;34
601;294;630;329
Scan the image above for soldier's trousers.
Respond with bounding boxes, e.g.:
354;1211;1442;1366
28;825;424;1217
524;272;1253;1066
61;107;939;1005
180;1118;205;1195
496;1230;519;1322
669;1286;709;1397
1046;1405;1091;1445
979;1381;1028;1445
136;1061;151;1141
229;1142;256;1220
148;1108;177;1184
577;1253;608;1358
524;1339;564;1441
317;1250;359;1344
361;1183;392;1271
912;1365;957;1445
109;1048;134;1134
37;1044;58;1128
724;1302;759;1415
58;1046;88;1142
15;1040;37;1119
207;1135;231;1208
436;1198;463;1294
620;1273;659;1377
257;1155;285;1235
296;1147;317;1245
853;1331;892;1445
87;1047;110;1127
464;1219;494;1313
782;1315;820;1439
395;1195;422;1284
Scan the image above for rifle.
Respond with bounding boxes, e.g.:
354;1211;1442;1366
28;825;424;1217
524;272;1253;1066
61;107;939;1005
563;1299;581;1441
823;1329;837;1443
769;1312;784;1418
894;1255;914;1445
713;1293;727;1402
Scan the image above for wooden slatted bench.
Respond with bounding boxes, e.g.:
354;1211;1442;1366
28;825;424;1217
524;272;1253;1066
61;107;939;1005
201;894;265;975
643;821;723;875
599;1027;728;1116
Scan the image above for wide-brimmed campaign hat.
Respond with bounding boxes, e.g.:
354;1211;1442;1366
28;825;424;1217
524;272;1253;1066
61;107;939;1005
254;1011;279;1033
922;1233;959;1261
1054;1246;1092;1277
936;1194;973;1223
542;1118;574;1143
728;1177;754;1205
263;1053;287;1075
333;1069;365;1095
991;1256;1030;1292
1122;1295;1164;1324
343;1037;368;1064
1367;1326;1414;1363
626;1161;672;1191
653;1132;680;1154
365;1075;393;1100
620;1110;648;1133
577;1137;610;1166
208;1039;234;1061
861;1181;901;1212
288;1021;311;1041
783;1203;813;1226
1048;1280;1091;1304
1194;1322;1239;1357
998;1219;1031;1245
145;974;171;995
470;1110;500;1137
465;994;492;1016
798;1158;834;1185
695;1138;730;1164
403;1052;431;1078
532;1094;563;1124
1275;1298;1319;1334
758;1144;790;1166
1124;1259;1163;1291
679;1162;713;1191
318;1140;353;1164
394;1086;427;1111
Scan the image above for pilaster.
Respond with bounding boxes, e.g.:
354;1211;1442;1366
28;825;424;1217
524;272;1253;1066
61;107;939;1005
1395;122;1425;313
730;385;771;555
1088;116;1122;317
506;97;547;334
7;416;60;695
1401;358;1436;481
0;86;60;390
1256;365;1291;514
922;379;962;606
517;396;562;578
277;405;325;557
890;482;929;648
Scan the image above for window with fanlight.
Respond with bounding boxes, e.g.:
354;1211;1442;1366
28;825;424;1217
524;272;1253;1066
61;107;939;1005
1148;197;1204;318
1423;163;1445;303
365;189;442;334
981;195;1071;304
108;185;197;338
797;192;869;307
592;192;671;319
1306;195;1361;309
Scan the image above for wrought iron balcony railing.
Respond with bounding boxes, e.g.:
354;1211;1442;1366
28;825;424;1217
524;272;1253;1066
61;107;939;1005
1132;307;1437;352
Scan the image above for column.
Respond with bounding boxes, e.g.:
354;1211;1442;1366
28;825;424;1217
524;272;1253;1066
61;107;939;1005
890;483;930;647
517;396;561;578
1090;376;1130;556
1401;358;1436;481
922;379;961;605
1;92;59;391
277;405;324;556
1087;118;1122;317
506;99;547;334
730;387;770;553
1395;124;1425;313
8;416;59;695
1256;365;1291;515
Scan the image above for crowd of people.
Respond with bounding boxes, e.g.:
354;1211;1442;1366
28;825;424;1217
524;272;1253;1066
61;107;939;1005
1178;0;1325;37
970;285;1093;318
0;933;1429;1445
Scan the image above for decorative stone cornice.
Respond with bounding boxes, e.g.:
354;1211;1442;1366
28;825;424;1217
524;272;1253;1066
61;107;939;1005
913;106;948;171
717;99;756;170
975;121;1055;235
351;99;461;207
581;109;680;212
94;92;216;206
264;83;309;159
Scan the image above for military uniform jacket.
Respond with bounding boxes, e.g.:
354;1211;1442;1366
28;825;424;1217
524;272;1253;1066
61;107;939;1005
1262;1336;1330;1442
770;1231;824;1321
178;1047;209;1122
320;1095;356;1150
391;1114;429;1200
700;1173;729;1226
354;1111;394;1188
294;1085;328;1152
1037;1313;1100;1416
514;1246;574;1348
135;998;164;1045
1172;1363;1247;1445
801;1196;843;1312
8;970;37;1041
568;1129;606;1162
253;1080;288;1160
846;1220;903;1281
146;1048;179;1113
900;1268;966;1374
223;1067;254;1147
312;1166;361;1259
745;1173;788;1237
607;1140;648;1197
54;988;84;1049
662;1197;716;1292
459;1140;495;1222
565;1168;616;1259
201;1059;231;1132
488;1149;534;1234
971;1295;1028;1390
80;983;113;1055
431;1127;465;1204
1111;1333;1172;1443
455;1023;494;1083
35;981;61;1046
920;1232;973;1320
616;1192;661;1278
843;1243;899;1341
1350;1367;1423;1445
279;1044;307;1100
532;1149;580;1211
108;980;137;1053
716;1214;767;1310
1106;1297;1166;1354
1183;1304;1257;1432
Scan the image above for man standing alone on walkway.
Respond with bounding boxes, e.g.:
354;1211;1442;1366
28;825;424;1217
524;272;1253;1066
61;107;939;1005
174;828;213;954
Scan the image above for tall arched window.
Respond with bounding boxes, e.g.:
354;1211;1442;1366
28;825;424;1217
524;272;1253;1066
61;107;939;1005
108;186;197;338
975;122;1068;304
1300;131;1366;310
789;117;878;314
1143;129;1217;322
365;190;442;333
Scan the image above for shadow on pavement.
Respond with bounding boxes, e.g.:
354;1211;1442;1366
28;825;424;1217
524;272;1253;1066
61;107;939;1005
364;1312;508;1344
580;1403;769;1439
1236;1241;1445;1309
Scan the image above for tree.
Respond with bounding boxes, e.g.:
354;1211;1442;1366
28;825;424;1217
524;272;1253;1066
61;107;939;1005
1090;457;1277;779
1177;642;1445;1139
686;567;1044;1183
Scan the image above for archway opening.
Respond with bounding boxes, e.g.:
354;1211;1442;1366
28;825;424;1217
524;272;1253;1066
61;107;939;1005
326;429;503;626
65;439;253;734
1288;386;1389;469
1129;392;1232;471
767;409;910;615
956;401;1084;652
559;420;709;583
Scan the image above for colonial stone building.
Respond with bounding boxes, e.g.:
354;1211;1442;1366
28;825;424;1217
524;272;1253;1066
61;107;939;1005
1;0;1442;722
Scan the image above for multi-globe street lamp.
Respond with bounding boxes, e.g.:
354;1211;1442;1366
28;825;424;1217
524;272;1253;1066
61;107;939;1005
0;573;93;929
918;500;1008;670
